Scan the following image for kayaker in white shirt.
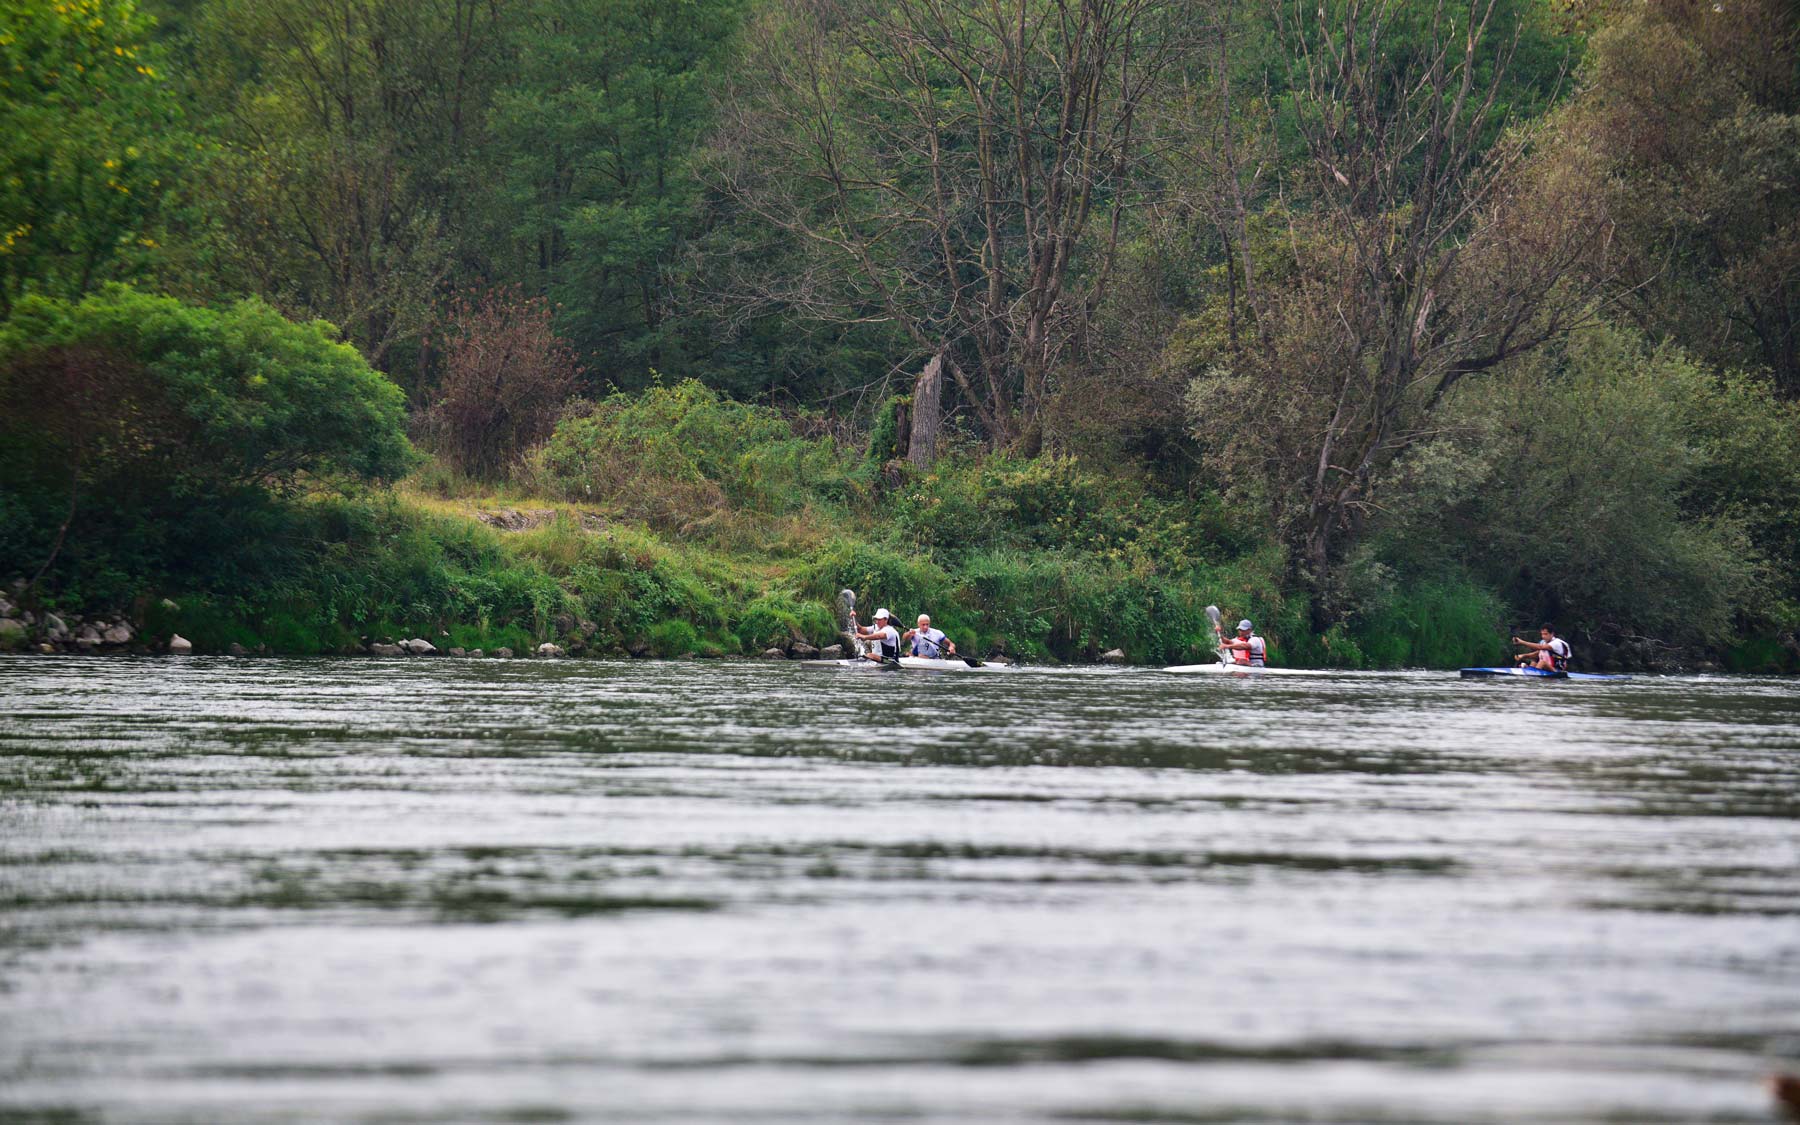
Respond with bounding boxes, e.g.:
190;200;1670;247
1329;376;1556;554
1513;625;1571;671
902;614;956;658
852;608;901;663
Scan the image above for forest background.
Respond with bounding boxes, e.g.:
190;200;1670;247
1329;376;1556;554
1;0;1797;670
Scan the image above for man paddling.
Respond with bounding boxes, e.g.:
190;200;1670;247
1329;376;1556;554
1513;625;1571;672
902;614;956;659
852;608;901;663
1220;619;1268;667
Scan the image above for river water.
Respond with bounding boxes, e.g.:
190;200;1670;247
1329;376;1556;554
1;655;1797;1123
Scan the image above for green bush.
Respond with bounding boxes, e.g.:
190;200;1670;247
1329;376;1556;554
1346;572;1507;669
732;592;838;653
1367;323;1792;647
534;379;852;531
0;286;415;604
646;620;701;657
888;454;1245;573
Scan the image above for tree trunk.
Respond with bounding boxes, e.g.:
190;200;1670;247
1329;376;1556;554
908;353;944;470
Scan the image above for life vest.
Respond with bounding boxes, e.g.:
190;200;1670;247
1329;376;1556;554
1548;637;1570;671
1229;634;1267;666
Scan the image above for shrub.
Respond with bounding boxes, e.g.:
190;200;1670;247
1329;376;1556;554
421;286;581;480
1369;323;1791;646
646;620;701;658
0;287;414;601
534;379;851;532
732;592;839;653
1345;568;1507;669
889;454;1246;573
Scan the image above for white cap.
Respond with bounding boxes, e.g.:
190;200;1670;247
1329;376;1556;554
1238;619;1253;631
874;608;890;619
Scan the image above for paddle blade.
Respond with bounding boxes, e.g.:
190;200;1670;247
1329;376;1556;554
1204;604;1230;664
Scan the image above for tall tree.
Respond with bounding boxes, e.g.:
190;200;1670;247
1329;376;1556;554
181;0;514;375
1179;0;1612;617
711;0;1189;448
1566;0;1800;396
486;0;741;384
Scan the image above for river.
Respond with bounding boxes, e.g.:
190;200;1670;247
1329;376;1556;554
2;655;1797;1123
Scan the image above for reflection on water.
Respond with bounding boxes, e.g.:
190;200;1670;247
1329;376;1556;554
1;655;1797;1123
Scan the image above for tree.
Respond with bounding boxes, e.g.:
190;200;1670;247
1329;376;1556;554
0;0;185;317
1178;0;1613;617
486;0;742;383
180;0;513;375
1566;0;1800;396
1365;323;1800;648
421;286;582;480
710;0;1190;449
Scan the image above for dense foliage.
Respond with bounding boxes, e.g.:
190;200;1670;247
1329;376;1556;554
0;0;184;315
0;0;1795;670
0;287;412;602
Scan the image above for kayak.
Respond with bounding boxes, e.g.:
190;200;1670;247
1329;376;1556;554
1459;666;1632;681
800;656;1007;673
1161;663;1340;677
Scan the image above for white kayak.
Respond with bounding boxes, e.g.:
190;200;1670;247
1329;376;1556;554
800;656;1007;672
1161;662;1341;677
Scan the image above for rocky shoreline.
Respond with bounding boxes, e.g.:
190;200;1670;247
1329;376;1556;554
0;586;862;662
1;592;155;656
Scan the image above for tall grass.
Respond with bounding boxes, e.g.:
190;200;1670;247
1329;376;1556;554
1345;577;1508;669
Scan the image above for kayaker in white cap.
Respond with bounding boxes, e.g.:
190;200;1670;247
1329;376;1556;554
1220;618;1267;667
852;607;901;663
902;614;956;659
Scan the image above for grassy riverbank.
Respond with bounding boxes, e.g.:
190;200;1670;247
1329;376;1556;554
4;414;1516;669
68;479;1509;668
8;451;1794;670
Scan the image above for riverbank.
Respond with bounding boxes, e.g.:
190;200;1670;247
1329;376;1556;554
0;482;1263;666
3;476;1792;672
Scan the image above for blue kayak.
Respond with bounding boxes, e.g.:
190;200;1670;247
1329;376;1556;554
1460;666;1632;681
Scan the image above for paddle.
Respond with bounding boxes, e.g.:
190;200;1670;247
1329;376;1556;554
839;589;865;660
1205;604;1231;665
944;642;984;668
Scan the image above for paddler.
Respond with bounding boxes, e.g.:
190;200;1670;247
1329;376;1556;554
853;608;902;663
902;614;956;659
1220;619;1267;667
1513;625;1571;672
